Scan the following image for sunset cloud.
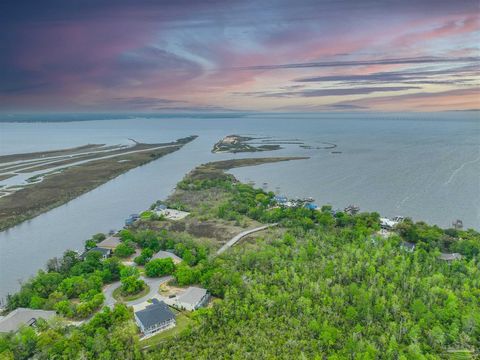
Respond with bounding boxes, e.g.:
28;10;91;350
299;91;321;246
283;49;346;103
0;0;478;112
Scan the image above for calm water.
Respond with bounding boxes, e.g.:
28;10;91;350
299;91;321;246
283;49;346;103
0;112;479;300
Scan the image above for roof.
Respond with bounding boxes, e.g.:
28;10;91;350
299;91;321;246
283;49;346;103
439;253;463;261
96;236;121;249
152;250;182;262
401;241;416;250
85;247;111;257
0;308;56;333
135;300;175;329
177;287;207;306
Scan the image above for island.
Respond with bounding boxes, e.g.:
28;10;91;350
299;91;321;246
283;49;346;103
0;136;197;231
212;135;282;153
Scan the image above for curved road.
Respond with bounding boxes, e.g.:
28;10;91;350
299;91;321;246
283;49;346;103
103;275;172;308
216;223;277;255
102;224;277;306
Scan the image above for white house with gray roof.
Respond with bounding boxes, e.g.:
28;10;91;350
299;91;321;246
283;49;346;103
0;308;56;333
134;299;175;337
175;286;210;311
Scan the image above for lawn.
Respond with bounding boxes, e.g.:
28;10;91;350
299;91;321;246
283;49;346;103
112;284;150;302
141;312;193;349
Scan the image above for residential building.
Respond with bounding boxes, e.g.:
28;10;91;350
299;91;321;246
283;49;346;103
175;287;210;311
0;308;56;333
82;247;112;260
96;236;122;251
152;250;183;264
134;299;176;337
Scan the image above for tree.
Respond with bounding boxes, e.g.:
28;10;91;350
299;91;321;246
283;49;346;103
120;276;145;296
145;258;175;277
114;242;135;258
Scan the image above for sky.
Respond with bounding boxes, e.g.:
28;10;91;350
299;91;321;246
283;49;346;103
0;0;479;112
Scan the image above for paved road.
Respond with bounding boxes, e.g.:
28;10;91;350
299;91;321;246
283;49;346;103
216;223;278;255
103;275;172;308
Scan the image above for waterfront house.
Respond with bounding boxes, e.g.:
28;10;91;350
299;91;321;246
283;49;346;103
175;287;210;311
125;214;139;226
273;195;287;204
439;253;463;262
152;250;183;264
0;308;56;333
380;217;399;230
134;299;176;337
304;203;318;210
96;236;121;251
344;205;360;215
82;247;112;260
155;204;167;211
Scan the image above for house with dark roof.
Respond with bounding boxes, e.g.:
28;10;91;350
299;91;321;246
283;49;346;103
134;299;176;336
0;308;56;333
175;287;210;311
82;247;112;260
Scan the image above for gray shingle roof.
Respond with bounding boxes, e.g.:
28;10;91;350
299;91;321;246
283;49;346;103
177;287;207;306
0;308;56;333
97;236;121;249
152;250;182;262
135;300;175;329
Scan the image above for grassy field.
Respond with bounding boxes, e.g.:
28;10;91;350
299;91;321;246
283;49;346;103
0;136;197;231
141;312;193;349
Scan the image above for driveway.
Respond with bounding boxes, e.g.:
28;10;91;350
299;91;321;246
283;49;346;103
103;275;172;308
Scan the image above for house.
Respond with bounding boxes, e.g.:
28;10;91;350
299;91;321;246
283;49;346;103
96;236;121;251
175;287;210;311
380;217;398;230
82;247;112;260
344;205;360;215
304;203;318;210
0;308;56;333
152;250;183;264
400;241;416;252
155;204;167;211
125;213;140;226
134;299;176;337
439;253;463;262
273;195;287;204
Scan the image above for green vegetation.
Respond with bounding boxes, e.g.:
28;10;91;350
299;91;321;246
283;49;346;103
114;242;136;258
113;285;150;302
145;258;176;277
120;267;146;296
1;159;479;359
5;252;122;320
0;304;141;359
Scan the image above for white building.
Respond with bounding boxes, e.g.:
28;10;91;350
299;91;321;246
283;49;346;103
175;287;210;311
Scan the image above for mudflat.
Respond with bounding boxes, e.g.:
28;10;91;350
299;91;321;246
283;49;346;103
0;136;197;231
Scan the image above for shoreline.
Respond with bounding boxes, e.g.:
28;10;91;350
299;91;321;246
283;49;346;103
0;136;197;232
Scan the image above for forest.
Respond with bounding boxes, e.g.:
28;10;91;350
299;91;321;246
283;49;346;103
1;166;479;359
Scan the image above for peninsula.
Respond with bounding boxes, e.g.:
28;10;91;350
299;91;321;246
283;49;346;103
0;136;197;231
